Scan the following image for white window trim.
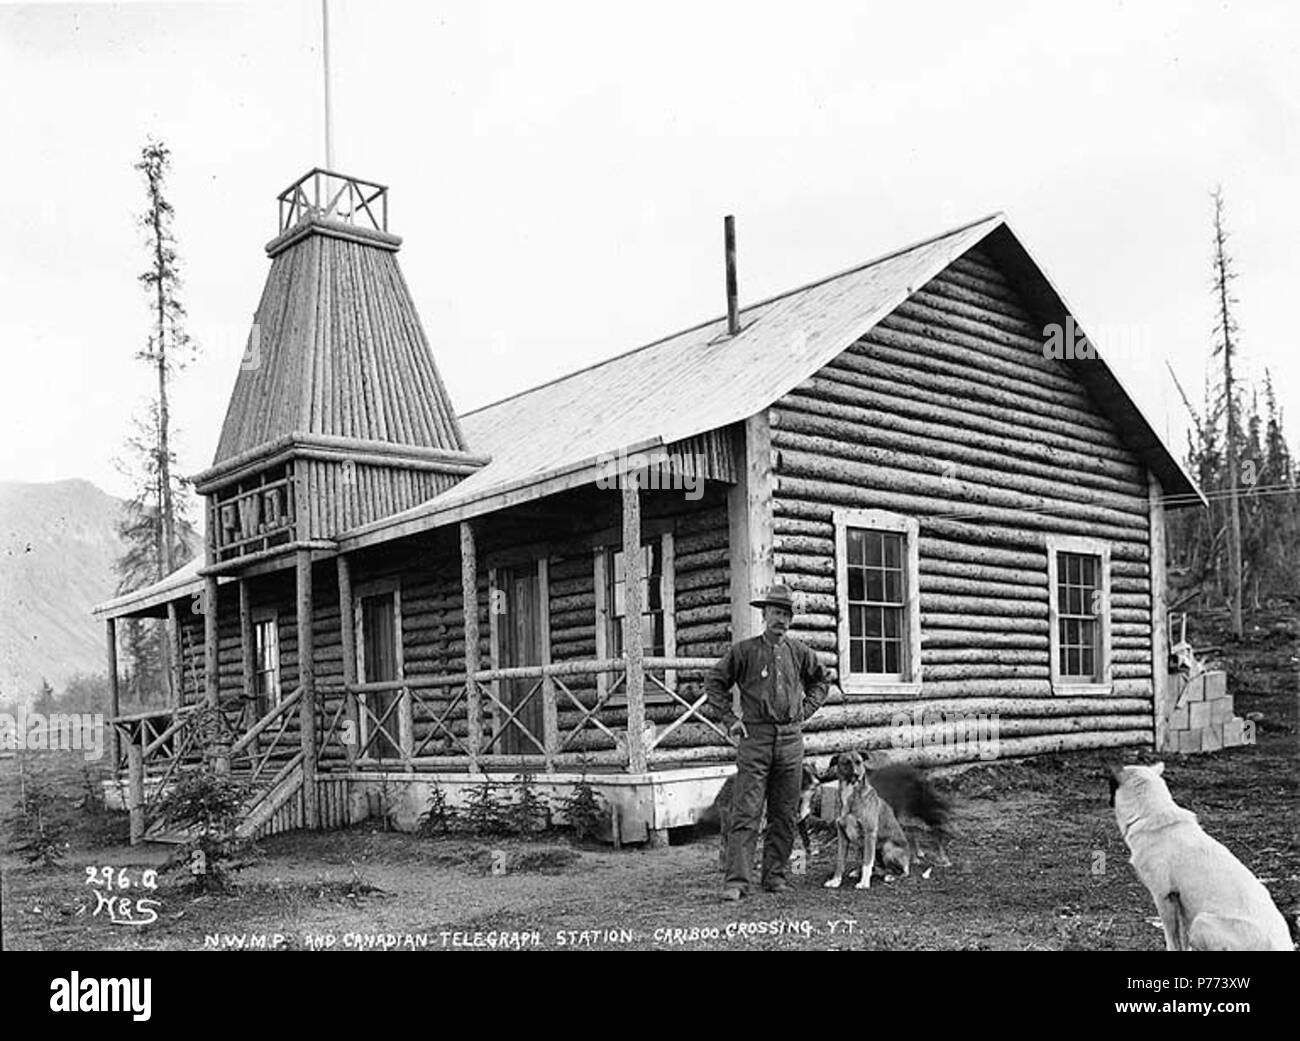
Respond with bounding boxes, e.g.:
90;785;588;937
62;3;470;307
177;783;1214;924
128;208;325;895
1045;535;1113;695
353;577;409;761
834;509;922;697
595;531;676;705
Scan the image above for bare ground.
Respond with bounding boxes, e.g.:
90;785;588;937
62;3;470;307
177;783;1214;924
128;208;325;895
3;610;1295;952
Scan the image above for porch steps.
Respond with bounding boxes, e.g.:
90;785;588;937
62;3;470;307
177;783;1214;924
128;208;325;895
236;759;306;840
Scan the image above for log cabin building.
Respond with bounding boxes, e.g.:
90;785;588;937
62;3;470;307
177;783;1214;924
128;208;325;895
95;169;1204;844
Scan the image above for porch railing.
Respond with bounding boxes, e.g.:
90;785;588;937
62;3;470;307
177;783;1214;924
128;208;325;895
110;687;306;842
319;656;731;773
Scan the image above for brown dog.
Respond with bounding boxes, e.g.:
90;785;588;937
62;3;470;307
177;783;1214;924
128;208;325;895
824;751;910;890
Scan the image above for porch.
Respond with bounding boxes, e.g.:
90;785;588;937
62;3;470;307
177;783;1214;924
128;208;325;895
105;652;735;845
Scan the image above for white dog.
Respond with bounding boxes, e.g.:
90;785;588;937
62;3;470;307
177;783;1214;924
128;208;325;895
1108;762;1292;951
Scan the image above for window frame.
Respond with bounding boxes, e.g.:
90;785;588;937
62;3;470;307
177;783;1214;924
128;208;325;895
834;509;922;697
1045;535;1113;695
594;531;676;705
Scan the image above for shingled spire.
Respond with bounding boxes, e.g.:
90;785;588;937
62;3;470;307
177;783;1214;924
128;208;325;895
193;170;487;565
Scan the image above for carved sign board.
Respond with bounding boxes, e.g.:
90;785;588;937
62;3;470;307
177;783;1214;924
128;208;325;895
210;468;296;559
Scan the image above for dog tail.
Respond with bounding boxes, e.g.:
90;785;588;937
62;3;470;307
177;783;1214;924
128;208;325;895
872;763;953;836
913;775;953;837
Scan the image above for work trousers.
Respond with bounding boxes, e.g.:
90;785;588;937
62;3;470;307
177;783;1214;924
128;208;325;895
722;721;804;891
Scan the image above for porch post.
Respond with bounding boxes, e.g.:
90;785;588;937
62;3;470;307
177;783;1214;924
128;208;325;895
297;549;319;828
239;578;255;736
204;576;220;710
203;575;229;774
621;480;647;773
106;618;120;773
337;554;359;766
727;411;775;642
127;729;145;845
166;601;183;705
1149;473;1171;752
460;521;483;773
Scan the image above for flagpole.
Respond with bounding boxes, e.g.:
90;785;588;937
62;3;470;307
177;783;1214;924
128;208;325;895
322;0;334;170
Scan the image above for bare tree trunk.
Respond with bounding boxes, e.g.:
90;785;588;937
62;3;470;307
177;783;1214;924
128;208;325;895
1213;188;1243;639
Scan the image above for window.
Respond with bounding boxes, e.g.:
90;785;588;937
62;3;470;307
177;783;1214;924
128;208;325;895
1046;536;1112;693
608;541;666;659
834;510;921;696
594;533;676;702
252;614;280;717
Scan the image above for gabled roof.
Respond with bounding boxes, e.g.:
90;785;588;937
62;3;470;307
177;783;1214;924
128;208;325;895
98;211;1203;617
340;212;1201;550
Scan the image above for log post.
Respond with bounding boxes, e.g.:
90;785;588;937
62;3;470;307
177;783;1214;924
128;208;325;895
203;575;229;774
1148;473;1171;752
296;549;319;828
539;557;557;771
127;728;145;845
461;522;483;773
239;578;256;738
728;411;775;642
337;554;359;766
166;601;183;705
106;618;120;775
622;480;647;773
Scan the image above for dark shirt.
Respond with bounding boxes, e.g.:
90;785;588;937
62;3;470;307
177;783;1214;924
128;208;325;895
704;631;830;728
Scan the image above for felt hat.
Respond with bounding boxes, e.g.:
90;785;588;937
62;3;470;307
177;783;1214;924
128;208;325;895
749;584;796;612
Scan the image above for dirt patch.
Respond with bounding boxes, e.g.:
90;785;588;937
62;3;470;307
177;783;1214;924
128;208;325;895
4;610;1295;951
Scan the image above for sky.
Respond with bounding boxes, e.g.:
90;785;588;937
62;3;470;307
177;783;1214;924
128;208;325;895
1;0;1297;501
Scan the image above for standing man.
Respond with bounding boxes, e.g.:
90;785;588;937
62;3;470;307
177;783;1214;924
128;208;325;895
705;584;830;900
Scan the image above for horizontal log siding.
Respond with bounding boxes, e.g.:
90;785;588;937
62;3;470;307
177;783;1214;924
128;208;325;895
769;248;1154;761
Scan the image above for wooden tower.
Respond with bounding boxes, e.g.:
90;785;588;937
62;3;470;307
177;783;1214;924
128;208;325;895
192;169;488;565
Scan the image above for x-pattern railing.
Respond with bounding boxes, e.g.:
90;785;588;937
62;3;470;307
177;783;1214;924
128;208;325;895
558;670;625;752
641;663;732;751
324;657;725;769
409;682;474;757
475;676;546;756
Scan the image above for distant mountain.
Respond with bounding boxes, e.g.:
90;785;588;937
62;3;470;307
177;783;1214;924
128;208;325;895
0;479;125;704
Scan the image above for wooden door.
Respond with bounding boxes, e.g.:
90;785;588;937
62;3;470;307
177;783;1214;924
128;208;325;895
359;590;402;759
500;569;544;755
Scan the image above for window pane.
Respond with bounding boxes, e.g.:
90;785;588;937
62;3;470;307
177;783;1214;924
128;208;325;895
866;570;884;602
884;570;902;604
883;534;901;568
867;533;883;566
645;572;662;613
884;641;900;674
866;642;884;673
883;608;900;638
850;640;864;673
848;567;864;603
866;608;882;638
851;604;866;638
847;529;865;566
1080;647;1094;679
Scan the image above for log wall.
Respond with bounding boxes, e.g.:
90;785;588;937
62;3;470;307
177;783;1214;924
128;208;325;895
769;246;1155;763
